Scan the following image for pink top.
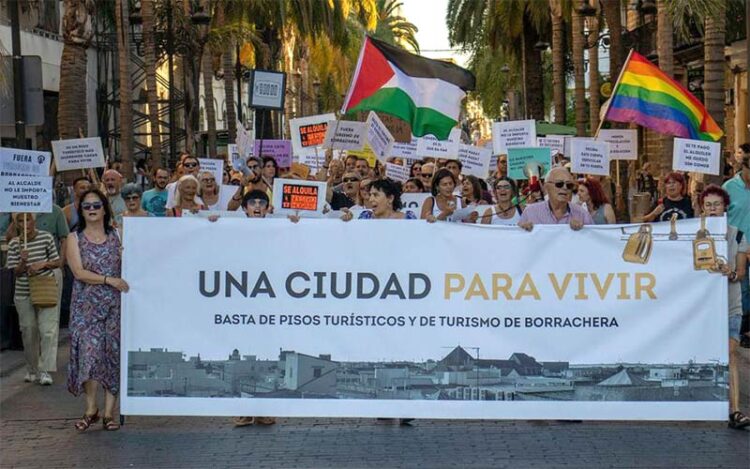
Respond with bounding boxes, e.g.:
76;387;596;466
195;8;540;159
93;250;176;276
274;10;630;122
519;201;594;226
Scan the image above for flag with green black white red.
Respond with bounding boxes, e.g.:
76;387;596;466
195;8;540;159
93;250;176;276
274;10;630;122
342;36;476;141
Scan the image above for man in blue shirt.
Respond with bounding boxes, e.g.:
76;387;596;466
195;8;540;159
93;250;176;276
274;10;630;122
141;168;170;217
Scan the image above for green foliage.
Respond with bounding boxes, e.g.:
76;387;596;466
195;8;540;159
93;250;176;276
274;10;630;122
371;0;420;52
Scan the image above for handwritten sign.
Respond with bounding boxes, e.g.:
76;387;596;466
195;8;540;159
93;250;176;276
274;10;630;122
385;162;409;182
571;138;610;176
51;137;105;171
254;140;292;167
0;147;51;177
672;138;721;176
536;136;565;157
458;144;492;178
198;158;224;186
236;121;254;159
492;120;536;154
507;147;551;180
272;178;327;218
323;120;366;151
597;129;637;161
417;128;461;159
290;113;336;158
366;111;395;162
391;137;419;160
0;175;53;213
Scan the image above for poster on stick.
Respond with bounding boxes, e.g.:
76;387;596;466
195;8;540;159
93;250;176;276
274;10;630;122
51;137;105;171
417;128;461;159
597;129;637;161
322;121;366;151
365;111;395;162
492;120;536;154
0;147;51;177
290;113;336;158
254;140;293;168
385;162;409;182
507;147;550;180
458;144;492;178
0;175;53;213
571;139;610;176
391;137;419;160
672;138;720;176
536;136;565;156
271;178;327;218
197;159;224;186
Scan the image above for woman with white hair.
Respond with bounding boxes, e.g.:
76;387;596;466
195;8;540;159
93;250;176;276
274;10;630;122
166;175;206;217
197;171;221;210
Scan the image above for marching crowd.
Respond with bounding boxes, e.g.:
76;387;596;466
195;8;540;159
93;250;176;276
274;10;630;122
2;141;749;431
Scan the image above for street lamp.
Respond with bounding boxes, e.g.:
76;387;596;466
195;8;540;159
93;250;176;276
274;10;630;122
500;64;510;73
191;10;212;40
533;41;550;52
638;0;657;15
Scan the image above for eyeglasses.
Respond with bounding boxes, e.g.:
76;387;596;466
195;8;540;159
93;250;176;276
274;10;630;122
342;177;360;183
124;195;140;201
183;162;198;168
495;184;512;190
246;199;269;208
81;202;103;211
548;181;577;191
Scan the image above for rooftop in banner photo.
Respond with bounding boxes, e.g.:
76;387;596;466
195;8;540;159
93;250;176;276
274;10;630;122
126;346;728;402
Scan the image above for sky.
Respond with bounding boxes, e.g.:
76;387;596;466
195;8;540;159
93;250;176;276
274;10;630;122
399;0;470;67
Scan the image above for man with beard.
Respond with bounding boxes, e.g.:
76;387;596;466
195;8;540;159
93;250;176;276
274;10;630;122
327;171;360;210
141;168;170;217
102;169;126;227
227;157;263;211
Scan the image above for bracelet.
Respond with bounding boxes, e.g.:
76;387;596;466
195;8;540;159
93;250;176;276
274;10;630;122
729;271;737;282
103;275;108;286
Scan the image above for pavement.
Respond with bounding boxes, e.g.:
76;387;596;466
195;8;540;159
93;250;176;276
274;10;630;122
1;331;749;469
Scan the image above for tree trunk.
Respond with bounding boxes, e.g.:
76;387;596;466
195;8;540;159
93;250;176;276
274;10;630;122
142;0;162;166
202;49;217;158
58;0;93;141
550;0;566;124
223;43;237;141
703;4;726;185
601;0;623;81
656;0;674;175
588;13;601;133
115;0;134;179
523;12;545;121
572;7;587;136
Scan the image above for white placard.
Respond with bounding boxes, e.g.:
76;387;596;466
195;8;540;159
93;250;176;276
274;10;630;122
298;152;326;173
51;137;105;171
597;129;638;161
492;120;536;154
391;137;419;159
0;147;51;177
322;120;366;151
458;144;492;178
385;162;410;182
290;113;336;158
198;158;224;187
417;128;461;159
537;136;566;156
571;139;610;176
271;178;327;218
672;138;721;176
365;112;395;162
400;193;431;216
236;122;254;159
250;70;286;109
0;175;53;213
216;184;241;211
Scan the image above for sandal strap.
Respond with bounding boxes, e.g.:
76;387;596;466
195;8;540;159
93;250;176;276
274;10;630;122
75;411;99;430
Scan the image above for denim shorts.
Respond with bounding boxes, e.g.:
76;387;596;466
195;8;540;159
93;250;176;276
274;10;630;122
729;314;742;341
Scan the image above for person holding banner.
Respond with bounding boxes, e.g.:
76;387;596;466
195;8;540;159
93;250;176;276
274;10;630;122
121;184;151;218
5;213;62;386
66;189;129;431
341;179;416;221
198;172;221;211
421;169;461;222
518;167;592;231
327;171;360;210
577;178;616;225
699;185;750;429
642;172;694;223
166;176;206;217
481;178;523;226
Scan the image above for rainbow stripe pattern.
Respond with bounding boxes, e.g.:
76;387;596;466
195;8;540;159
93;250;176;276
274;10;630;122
606;51;723;142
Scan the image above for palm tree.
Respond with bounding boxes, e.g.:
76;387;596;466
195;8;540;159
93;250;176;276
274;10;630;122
702;3;726;181
571;5;587;135
600;0;623;80
141;0;161;164
373;0;420;52
549;0;566;124
656;0;674;175
587;6;601;133
115;0;134;179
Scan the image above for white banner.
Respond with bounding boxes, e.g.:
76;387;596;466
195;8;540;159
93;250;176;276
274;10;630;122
672;138;721;176
0;175;53;213
597;129;638;161
0;147;51;177
492;120;536;155
122;218;728;420
51;137;105;171
571;139;610;176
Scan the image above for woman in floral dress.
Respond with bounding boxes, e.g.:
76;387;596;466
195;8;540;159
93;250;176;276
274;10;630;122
66;189;130;431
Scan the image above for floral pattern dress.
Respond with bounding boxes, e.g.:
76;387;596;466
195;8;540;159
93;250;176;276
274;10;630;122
67;231;122;396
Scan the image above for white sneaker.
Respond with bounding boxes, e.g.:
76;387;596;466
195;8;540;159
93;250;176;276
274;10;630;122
38;372;53;385
23;372;37;383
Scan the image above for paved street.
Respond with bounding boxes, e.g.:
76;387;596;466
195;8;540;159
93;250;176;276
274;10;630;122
1;333;748;468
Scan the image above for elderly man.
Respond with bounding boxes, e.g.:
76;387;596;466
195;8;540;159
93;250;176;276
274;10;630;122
328;171;360;210
519;167;593;231
419;162;435;189
102;169;126;226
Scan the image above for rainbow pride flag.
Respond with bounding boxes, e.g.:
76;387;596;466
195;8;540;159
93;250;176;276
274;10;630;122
605;51;723;142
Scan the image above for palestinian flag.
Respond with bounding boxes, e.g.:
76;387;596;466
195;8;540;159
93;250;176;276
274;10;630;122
342;36;475;140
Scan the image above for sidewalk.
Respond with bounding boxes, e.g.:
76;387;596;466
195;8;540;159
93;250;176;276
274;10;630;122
1;333;748;468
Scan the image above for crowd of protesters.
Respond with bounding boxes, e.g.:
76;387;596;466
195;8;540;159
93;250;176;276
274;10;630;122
2;139;749;431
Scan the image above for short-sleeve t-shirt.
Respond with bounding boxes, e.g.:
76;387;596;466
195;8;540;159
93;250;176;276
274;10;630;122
658;197;694;222
142;188;168;217
0;205;69;250
5;231;60;298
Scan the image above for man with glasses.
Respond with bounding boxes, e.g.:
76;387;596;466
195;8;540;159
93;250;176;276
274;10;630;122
142;168;170;217
419;162;435;190
328;171;360;210
518;167;593;231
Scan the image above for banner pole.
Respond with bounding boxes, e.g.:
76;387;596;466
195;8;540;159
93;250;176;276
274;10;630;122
23;214;27;248
594;48;634;140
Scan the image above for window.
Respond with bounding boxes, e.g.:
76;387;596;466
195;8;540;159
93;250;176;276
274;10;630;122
313;368;322;378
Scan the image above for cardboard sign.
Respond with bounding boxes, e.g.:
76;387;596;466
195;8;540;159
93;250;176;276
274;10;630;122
417;128;461;159
272;178;327;218
507;147;551;180
391;137;419;160
290;163;311;180
400;193;430;217
597;129;637;161
672;138;721;176
290;113;336;157
492;120;536;154
0;147;51;177
366;111;395;162
385;162;409;182
0;175;53;213
236;122;254;159
323;120;366;151
197;158;224;186
458;144;492;178
571;139;610;176
254;140;292;168
348;145;377;169
537;136;565;156
51;137;105;171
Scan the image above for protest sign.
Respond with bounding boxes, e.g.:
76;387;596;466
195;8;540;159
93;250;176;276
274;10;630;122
228;144;249;175
290;113;336;158
123;217;728;420
672;138;721;176
597;129;638;161
492;120;536;154
0;147;51;177
507;147;551;180
298;152;326;172
290;163;311;180
417;128;461;159
51;137;105;171
198;158;224;186
348;145;378;168
366;111;395;162
458;144;492;178
385;162;409;182
322;120;366;151
400;192;430;217
0;175;52;212
536;136;565;156
271;178;327;218
391;137;419;160
217;184;241;211
254;140;293;168
571;139;610;176
236;122;254;159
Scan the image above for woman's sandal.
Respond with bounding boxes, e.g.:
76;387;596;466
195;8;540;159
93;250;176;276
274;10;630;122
728;411;750;429
102;417;120;431
74;409;100;432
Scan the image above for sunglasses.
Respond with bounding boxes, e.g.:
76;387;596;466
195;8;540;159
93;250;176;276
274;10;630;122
342;177;360;183
420;173;433;178
246;199;269;208
81;202;103;211
124;195;141;201
549;181;577;191
183;162;198;168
